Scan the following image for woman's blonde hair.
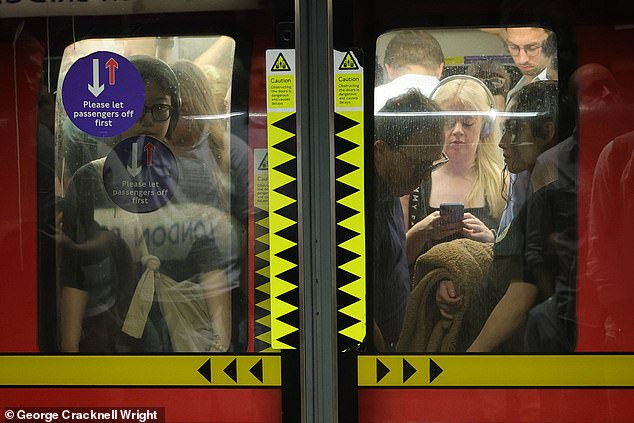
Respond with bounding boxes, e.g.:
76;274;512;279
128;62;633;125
432;77;505;221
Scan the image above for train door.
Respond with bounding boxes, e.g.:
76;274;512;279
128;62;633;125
0;1;308;421
330;0;634;421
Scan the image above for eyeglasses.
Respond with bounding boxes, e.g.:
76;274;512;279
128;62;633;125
506;42;543;57
142;104;172;122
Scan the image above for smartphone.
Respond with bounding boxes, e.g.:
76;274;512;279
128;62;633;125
439;203;464;224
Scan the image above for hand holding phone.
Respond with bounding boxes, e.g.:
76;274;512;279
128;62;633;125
439;203;464;224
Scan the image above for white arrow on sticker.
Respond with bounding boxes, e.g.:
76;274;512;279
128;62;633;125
127;142;142;177
88;58;105;97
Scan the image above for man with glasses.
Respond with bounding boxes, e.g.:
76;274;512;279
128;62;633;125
504;27;553;105
372;88;445;350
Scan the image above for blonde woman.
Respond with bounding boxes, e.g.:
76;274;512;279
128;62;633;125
405;75;505;264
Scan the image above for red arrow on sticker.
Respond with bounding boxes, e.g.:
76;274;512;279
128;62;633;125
144;143;155;167
105;58;119;85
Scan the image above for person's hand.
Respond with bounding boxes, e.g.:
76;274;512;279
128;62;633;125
462;212;495;243
435;280;463;320
412;211;463;242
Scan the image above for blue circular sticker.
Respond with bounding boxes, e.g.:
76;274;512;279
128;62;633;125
62;51;145;138
103;136;179;213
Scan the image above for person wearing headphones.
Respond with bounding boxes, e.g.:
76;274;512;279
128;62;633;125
404;75;506;265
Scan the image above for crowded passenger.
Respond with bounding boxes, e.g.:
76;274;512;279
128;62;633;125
373;88;444;350
404;76;505;265
466;60;511;115
374;30;444;113
464;80;564;352
398;81;562;352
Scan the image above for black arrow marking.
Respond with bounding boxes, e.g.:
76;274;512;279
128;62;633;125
429;358;443;383
224;358;238;383
198;358;211;383
377;359;390;383
249;359;264;383
403;358;416;383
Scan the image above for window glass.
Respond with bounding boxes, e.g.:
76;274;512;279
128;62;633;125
53;36;249;353
371;28;575;354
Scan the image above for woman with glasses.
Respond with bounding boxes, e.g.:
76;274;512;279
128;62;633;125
404;76;505;265
59;55;182;353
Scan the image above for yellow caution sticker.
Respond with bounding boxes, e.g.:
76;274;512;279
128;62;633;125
266;49;299;350
0;355;281;387
334;50;365;350
358;355;634;387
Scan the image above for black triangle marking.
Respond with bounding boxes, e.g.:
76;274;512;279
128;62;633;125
273;158;297;179
272;136;297;156
254;289;269;305
334;112;359;134
197;358;211;383
403;358;416;383
335;135;359;157
255;272;269;286
276;266;299;285
336;202;360;222
274;203;298;222
276;329;300;349
224;358;238;383
278;287;299;308
255;339;270;352
336;225;359;246
337;289;360;310
249;359;264;383
254;257;269;272
274;180;297;199
278;308;300;328
275;224;298;244
271;52;291;72
338;332;359;349
335;180;360;200
338;51;359;70
337;311;362;331
337;267;360;288
271;113;297;134
429;358;443;383
335;158;360;179
377;359;390;383
254;240;268;255
275;245;299;265
337;246;361;266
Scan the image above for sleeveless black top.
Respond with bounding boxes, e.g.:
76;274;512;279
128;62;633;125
408;178;499;256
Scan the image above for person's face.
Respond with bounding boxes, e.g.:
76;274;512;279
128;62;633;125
441;104;482;162
121;80;172;140
377;131;443;196
498;117;545;173
506;28;550;79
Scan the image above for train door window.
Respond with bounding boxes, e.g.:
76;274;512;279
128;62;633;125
52;35;248;353
371;27;574;354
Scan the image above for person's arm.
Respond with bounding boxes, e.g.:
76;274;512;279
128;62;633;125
467;281;538;352
60;287;88;352
406;211;463;264
201;269;232;352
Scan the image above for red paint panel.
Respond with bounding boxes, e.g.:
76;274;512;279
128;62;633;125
360;389;634;423
0;39;43;352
